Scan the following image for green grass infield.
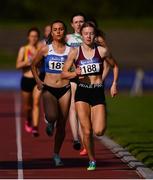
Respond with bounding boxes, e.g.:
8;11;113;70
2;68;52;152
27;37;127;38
106;93;153;170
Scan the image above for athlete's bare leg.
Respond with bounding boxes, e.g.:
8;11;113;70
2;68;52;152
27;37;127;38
32;86;41;128
69;82;79;140
42;90;59;124
21;91;32;123
54;90;71;154
76;102;95;161
91;104;107;136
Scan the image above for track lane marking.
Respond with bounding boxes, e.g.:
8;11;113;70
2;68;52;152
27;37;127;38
14;92;23;179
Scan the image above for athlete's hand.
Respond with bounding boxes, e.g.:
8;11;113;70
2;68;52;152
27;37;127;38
75;67;81;76
37;80;44;90
110;82;118;98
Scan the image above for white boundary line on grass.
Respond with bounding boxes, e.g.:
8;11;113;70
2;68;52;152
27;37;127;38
14;92;23;179
97;135;153;179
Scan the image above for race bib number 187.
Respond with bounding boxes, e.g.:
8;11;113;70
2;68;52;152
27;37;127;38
49;61;64;71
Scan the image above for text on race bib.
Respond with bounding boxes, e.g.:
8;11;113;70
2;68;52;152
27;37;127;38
48;61;64;71
80;63;100;75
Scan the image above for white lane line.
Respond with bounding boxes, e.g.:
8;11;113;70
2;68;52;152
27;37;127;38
14;92;24;179
97;135;153;179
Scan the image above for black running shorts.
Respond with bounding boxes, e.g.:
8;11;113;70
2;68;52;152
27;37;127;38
75;82;106;106
21;76;36;92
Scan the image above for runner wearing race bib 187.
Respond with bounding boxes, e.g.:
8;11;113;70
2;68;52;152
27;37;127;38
62;22;119;171
32;20;71;167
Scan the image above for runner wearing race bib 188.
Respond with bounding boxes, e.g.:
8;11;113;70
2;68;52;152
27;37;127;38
62;22;119;171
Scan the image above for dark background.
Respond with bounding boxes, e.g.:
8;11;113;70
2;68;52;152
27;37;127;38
1;0;153;20
0;0;153;70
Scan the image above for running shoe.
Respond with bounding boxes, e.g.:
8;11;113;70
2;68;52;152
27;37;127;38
87;161;96;171
80;148;87;156
45;121;54;136
53;154;64;167
25;121;32;133
73;140;81;150
32;127;39;137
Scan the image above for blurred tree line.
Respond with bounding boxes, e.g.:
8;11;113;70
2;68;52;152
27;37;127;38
0;0;153;21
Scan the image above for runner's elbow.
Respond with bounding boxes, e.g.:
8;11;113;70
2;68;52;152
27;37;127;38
61;71;67;79
16;64;21;70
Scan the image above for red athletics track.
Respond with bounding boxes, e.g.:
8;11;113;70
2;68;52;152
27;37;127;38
0;91;142;179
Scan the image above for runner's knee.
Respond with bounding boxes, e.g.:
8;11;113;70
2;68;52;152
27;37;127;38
83;128;92;138
94;127;106;136
45;113;58;122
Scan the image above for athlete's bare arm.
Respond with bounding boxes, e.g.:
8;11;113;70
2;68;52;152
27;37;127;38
97;36;119;82
98;46;119;97
31;46;48;90
61;48;81;79
102;61;110;81
96;36;111;81
16;47;31;69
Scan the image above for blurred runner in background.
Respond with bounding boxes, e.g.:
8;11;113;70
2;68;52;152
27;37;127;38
66;13;86;153
16;27;41;137
130;68;144;96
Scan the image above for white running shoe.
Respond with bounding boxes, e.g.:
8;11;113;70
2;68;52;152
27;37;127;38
53;154;64;167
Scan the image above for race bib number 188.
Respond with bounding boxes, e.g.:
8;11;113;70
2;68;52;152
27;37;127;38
80;63;100;75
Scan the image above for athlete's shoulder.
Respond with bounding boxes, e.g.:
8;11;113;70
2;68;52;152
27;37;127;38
20;46;25;50
66;33;72;38
68;47;78;58
66;33;73;41
24;44;31;49
38;44;49;56
97;45;107;51
37;40;46;49
97;45;108;58
18;45;27;54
